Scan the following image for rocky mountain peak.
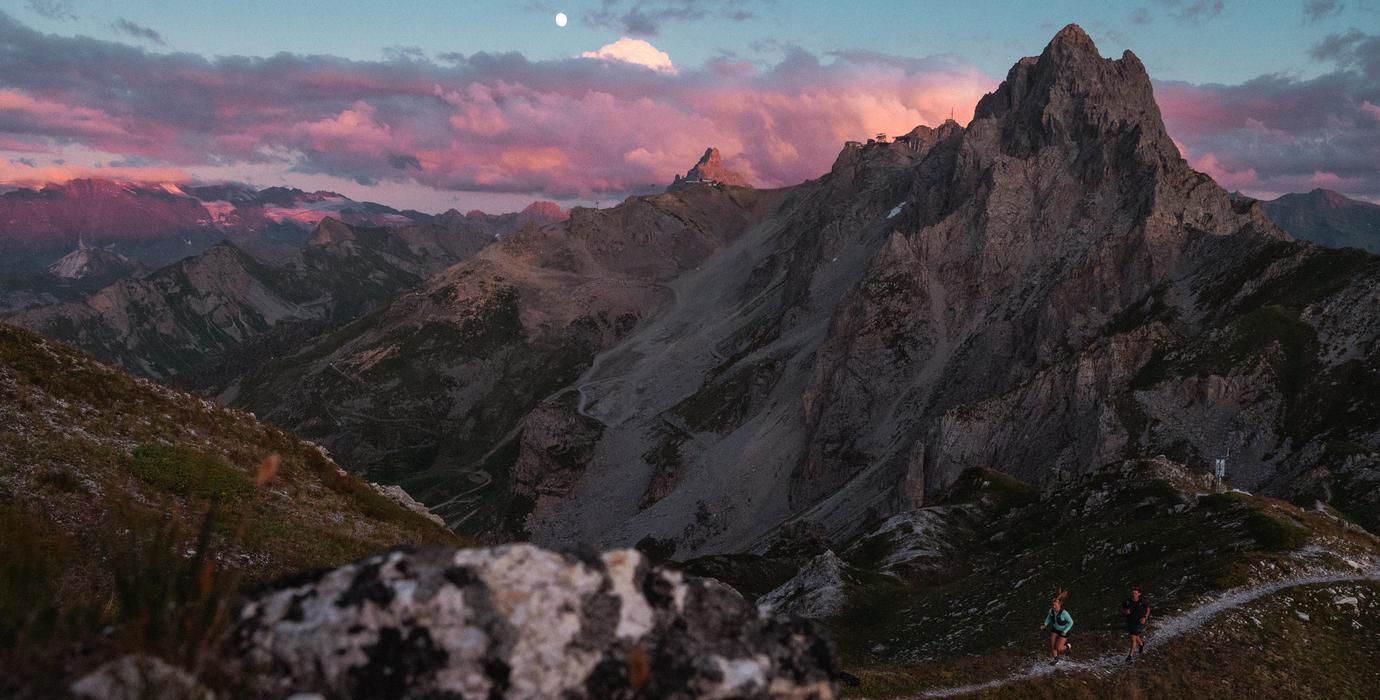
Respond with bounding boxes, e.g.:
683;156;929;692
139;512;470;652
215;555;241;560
667;147;752;191
1304;188;1362;208
305;217;358;247
1044;22;1099;58
519;200;568;222
46;244;142;280
973;22;1173;162
47;177;130;198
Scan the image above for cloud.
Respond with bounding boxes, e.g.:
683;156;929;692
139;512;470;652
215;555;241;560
0;158;189;186
25;0;74;21
1129;7;1154;24
579;37;676;73
111;18;164;45
1157;0;1225;23
1302;0;1343;23
1310;29;1380;76
1157;31;1380;199
583;0;763;37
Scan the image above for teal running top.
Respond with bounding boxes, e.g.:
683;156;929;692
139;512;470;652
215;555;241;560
1043;607;1073;633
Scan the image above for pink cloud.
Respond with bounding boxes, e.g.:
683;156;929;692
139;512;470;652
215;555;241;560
1189;151;1260;191
0;89;129;139
579;37;677;74
0;159;189;186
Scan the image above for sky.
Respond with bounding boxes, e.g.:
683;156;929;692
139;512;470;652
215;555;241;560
0;0;1377;212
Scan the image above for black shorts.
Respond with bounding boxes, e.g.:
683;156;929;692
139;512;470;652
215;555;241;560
1049;627;1069;639
1126;623;1145;635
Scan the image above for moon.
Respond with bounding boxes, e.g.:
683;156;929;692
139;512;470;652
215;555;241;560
555;12;568;27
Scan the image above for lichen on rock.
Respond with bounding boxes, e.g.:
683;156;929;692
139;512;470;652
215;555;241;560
229;544;840;699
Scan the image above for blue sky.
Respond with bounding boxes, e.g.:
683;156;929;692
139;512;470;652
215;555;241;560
13;0;1373;84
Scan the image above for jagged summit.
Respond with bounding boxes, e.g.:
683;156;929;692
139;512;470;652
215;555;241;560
667;147;751;191
973;22;1173;162
46;244;143;281
1045;22;1099;55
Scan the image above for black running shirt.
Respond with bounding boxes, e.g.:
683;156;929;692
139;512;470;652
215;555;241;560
1123;598;1149;623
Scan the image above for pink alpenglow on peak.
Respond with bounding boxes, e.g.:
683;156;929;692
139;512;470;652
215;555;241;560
667;148;752;192
520;201;568;222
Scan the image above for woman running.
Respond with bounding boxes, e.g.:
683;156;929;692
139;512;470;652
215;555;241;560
1042;589;1074;665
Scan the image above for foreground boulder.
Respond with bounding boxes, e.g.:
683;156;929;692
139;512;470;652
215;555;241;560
229;544;840;699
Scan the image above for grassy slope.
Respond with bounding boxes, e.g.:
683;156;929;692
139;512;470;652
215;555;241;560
0;322;459;695
855;580;1380;699
692;461;1378;699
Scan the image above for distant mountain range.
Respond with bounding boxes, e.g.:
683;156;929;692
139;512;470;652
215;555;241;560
0;178;570;275
1;198;567;387
1256;188;1380;254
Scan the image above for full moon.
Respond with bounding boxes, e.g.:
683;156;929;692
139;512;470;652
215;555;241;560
555;12;568;27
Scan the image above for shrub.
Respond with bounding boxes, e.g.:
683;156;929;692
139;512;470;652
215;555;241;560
129;444;252;503
110;507;239;668
1245;510;1307;552
34;468;84;494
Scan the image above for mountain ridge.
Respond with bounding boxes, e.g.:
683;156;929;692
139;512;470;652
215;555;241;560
1258;188;1380;253
0;177;567;274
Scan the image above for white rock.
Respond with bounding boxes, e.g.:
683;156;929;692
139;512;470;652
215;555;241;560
71;655;213;700
758;550;848;619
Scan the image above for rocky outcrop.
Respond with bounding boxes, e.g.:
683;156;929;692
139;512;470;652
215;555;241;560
229;544;840;699
757;551;850;620
370;481;447;528
668;148;752;191
512;392;605;506
47;243;145;281
71;655;213;700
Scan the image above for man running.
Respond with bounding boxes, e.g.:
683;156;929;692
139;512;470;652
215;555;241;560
1042;590;1074;665
1122;584;1150;661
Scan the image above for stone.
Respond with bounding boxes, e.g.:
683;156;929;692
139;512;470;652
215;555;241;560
71;655;214;700
758;551;849;619
228;544;840;699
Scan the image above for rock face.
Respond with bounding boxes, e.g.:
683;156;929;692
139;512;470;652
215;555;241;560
229;544;840;699
47;243;145;281
71;655;213;700
1259;188;1380;254
668;148;753;191
758;551;849;619
234;185;785;538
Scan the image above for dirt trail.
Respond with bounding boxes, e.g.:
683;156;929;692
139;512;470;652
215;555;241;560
903;566;1379;698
